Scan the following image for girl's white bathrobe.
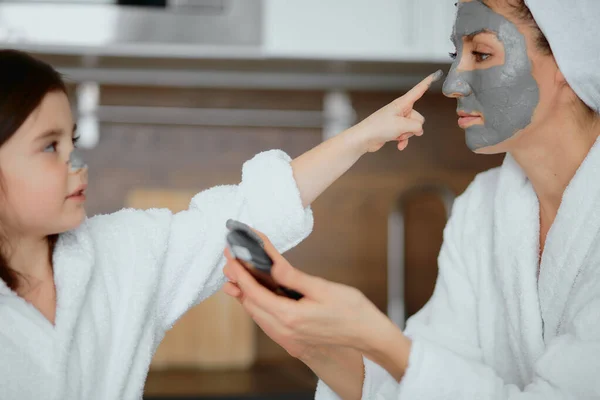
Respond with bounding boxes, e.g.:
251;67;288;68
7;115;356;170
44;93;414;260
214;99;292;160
317;138;600;400
0;150;313;400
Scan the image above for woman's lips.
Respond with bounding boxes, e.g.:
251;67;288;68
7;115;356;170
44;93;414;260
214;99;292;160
457;111;484;128
458;116;483;128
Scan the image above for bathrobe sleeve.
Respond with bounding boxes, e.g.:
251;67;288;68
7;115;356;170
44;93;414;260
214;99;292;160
93;150;313;332
315;177;600;400
388;286;600;399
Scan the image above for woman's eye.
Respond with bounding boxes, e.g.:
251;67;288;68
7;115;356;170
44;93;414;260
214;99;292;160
43;141;58;153
72;135;80;147
473;51;491;62
449;52;458;60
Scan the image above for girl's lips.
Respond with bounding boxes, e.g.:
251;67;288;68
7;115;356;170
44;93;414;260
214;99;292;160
67;193;86;202
67;184;87;202
67;184;87;198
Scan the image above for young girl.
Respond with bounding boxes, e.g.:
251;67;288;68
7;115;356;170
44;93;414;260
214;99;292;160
0;49;440;399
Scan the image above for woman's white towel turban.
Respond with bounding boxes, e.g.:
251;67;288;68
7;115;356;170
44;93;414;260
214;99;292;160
525;0;600;113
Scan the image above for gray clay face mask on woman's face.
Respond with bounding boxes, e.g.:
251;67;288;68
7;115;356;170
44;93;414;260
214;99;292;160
443;1;540;151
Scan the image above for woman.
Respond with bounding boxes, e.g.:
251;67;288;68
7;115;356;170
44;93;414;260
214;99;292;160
223;0;600;399
0;49;440;400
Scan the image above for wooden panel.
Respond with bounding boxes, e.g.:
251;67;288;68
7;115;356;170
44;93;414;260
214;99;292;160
403;191;448;317
126;189;256;370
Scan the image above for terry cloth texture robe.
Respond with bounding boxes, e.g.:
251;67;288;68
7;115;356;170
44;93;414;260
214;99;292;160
0;150;313;400
316;138;600;399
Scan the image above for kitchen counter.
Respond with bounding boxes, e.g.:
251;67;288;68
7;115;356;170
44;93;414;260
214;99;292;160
143;360;317;400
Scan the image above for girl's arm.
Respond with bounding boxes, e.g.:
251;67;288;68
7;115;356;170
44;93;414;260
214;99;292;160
90;72;440;336
291;70;442;207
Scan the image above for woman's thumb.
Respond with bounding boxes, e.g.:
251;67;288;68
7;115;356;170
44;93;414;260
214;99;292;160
271;259;322;299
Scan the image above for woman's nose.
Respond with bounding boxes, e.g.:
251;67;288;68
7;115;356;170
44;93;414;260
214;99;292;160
442;68;473;99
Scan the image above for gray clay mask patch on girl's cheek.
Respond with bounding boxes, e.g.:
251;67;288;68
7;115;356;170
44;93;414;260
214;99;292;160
442;1;540;151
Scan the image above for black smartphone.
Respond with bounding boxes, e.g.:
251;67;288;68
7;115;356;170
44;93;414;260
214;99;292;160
226;226;303;301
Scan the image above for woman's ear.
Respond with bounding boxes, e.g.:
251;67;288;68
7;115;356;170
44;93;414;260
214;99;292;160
555;63;567;86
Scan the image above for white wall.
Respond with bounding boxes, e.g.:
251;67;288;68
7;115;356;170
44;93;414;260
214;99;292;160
0;0;458;62
263;0;456;62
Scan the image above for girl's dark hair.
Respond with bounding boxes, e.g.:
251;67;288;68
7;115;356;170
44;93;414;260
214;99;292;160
0;50;65;291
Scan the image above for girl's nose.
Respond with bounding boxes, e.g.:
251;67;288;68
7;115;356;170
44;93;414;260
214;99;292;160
68;149;87;173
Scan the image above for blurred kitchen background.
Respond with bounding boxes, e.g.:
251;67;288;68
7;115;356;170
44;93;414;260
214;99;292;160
0;0;503;399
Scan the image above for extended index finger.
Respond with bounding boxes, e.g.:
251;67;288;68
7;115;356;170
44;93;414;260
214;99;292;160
402;69;444;106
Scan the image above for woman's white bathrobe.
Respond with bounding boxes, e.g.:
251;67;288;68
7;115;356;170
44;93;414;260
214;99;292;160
317;139;600;400
0;150;313;400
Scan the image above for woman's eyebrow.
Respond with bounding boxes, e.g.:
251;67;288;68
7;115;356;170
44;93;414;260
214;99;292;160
465;29;494;41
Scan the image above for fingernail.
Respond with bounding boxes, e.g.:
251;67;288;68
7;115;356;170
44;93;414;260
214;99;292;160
431;69;444;83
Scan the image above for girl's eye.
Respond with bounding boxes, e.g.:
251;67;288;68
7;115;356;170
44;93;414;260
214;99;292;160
449;52;458;60
43;141;58;153
72;135;80;147
473;51;491;62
